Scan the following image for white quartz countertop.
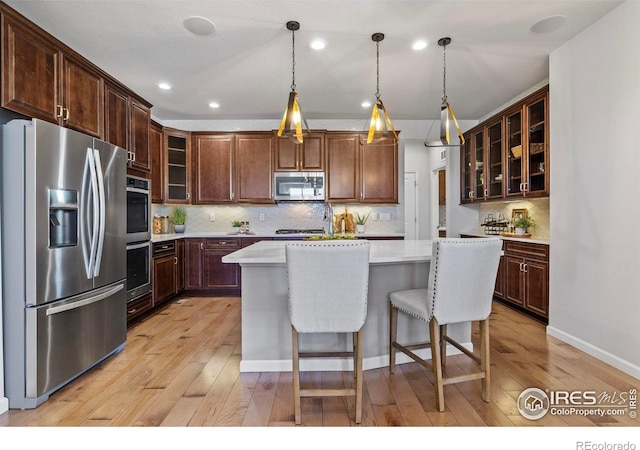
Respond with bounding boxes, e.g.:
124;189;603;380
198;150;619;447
221;239;434;265
151;231;405;243
459;230;550;245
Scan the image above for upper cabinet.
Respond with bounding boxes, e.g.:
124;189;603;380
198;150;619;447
461;85;548;203
150;120;163;203
1;14;103;137
275;132;324;171
191;132;274;205
164;128;191;204
325;132;398;204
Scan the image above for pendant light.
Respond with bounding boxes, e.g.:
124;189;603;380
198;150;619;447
277;20;310;144
425;37;465;148
366;33;398;144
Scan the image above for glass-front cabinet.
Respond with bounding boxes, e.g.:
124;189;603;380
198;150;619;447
460;85;549;204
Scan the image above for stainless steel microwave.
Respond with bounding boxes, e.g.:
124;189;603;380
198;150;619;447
273;172;325;201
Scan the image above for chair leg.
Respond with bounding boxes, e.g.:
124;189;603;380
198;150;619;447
355;329;363;424
292;325;302;424
479;318;490;403
440;324;447;368
429;318;445;412
389;300;397;374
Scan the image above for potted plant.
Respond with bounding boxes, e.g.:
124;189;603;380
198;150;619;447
171;207;187;233
231;220;243;233
512;215;534;235
354;211;371;234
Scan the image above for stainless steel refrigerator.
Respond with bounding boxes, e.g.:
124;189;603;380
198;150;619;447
1;119;127;409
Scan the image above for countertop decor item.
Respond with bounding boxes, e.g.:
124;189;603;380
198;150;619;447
354;211;371;233
171;207;187;233
231;220;242;232
513;215;534;235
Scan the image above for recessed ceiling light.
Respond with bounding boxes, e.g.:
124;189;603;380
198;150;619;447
361;101;371;108
310;39;326;50
158;82;172;90
530;15;566;33
412;40;428;50
208;102;220;109
183;16;216;36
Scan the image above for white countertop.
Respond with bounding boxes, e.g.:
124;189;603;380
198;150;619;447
151;231;405;243
221;239;434;265
459;230;550;245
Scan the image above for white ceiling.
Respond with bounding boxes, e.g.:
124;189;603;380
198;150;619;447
4;0;622;122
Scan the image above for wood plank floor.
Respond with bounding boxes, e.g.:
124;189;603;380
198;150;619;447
1;296;638;427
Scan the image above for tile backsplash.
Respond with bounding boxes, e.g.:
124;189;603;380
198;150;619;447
477;198;549;239
152;203;400;234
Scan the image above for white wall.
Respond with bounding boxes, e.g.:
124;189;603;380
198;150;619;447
548;0;639;378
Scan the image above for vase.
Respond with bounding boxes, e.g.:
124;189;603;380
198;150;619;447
233;226;241;233
174;224;185;233
356;224;366;234
515;227;526;235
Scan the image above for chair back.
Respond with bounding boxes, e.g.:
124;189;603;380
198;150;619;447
427;238;502;325
286;240;370;333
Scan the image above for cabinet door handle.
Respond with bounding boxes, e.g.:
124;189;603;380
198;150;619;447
523;263;528;273
219;241;227;245
484;189;488;198
63;108;70;121
55;105;64;118
174;257;178;265
200;242;204;250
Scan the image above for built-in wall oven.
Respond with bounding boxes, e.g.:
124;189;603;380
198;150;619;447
126;175;152;301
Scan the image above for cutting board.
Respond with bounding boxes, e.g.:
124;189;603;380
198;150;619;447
501;232;531;238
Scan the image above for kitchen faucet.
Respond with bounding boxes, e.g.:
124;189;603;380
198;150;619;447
323;201;334;236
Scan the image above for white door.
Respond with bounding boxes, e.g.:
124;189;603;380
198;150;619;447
404;172;418;240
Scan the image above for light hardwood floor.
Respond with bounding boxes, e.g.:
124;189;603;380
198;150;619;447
0;296;637;427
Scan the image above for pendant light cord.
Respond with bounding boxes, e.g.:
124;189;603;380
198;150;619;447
441;41;447;104
375;40;381;100
291;26;296;92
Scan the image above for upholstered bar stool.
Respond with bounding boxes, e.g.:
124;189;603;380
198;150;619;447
285;240;370;424
388;238;502;412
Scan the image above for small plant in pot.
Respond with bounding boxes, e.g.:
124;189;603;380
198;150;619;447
171;207;187;233
231;220;243;233
354;211;371;234
512;216;534;235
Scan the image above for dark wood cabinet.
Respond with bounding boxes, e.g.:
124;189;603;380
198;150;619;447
360;136;398;203
438;170;446;205
192;133;235;204
325;132;398;204
129;99;151;173
150;120;164;203
503;240;549;321
235;133;274;204
152;241;180;307
126;293;153;325
1;15;103;137
326;133;360;202
164;128;191;203
175;239;185;292
275;132;324;171
192;132;274;205
461;85;548;203
104;82;129;149
185;238;240;292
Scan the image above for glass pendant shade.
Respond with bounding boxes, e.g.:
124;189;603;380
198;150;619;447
278;91;305;143
367;99;397;144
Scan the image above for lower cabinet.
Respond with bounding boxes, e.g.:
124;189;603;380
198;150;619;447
126;293;153;324
185;238;241;292
461;235;549;322
152;240;184;308
503;240;549;319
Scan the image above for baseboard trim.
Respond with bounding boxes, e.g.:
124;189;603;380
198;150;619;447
547;326;640;379
239;342;471;373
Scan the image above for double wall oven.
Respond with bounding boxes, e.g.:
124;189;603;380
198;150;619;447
126;176;152;301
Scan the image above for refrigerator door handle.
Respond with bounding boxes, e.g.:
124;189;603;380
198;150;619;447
86;148;100;278
93;149;106;276
45;283;124;316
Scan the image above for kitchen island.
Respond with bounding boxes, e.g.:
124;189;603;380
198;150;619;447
222;239;472;372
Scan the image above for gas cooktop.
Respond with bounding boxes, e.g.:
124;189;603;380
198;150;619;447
275;228;325;234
